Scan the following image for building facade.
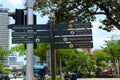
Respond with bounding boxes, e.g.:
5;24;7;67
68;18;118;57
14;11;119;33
0;7;9;50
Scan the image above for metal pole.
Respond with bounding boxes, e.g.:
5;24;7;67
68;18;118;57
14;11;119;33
26;0;34;80
60;57;62;80
49;11;56;80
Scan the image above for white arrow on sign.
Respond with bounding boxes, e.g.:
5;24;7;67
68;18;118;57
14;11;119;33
36;38;40;42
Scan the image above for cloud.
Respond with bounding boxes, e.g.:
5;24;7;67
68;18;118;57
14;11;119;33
8;0;24;7
92;20;120;49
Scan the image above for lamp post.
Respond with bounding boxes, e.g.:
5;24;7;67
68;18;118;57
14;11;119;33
26;0;34;80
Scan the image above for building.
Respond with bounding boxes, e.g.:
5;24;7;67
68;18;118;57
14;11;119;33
0;6;9;50
33;56;40;65
4;52;25;69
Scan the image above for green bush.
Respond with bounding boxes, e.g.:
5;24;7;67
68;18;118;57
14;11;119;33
115;74;120;78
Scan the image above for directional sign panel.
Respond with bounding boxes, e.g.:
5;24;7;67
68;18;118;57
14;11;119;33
55;22;92;29
36;29;92;36
12;31;50;38
37;31;50;36
8;22;92;30
8;24;50;30
35;37;50;43
12;38;34;44
12;37;51;44
55;42;93;49
12;31;36;37
12;29;92;38
54;29;92;36
54;36;92;42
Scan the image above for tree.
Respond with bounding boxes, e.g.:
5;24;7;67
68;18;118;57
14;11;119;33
11;43;50;62
11;44;26;55
103;39;120;74
34;43;50;62
93;50;111;77
34;0;120;32
0;47;11;61
56;49;77;74
0;47;11;73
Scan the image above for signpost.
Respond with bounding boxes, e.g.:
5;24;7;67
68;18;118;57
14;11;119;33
9;19;93;80
10;23;93;46
10;24;93;46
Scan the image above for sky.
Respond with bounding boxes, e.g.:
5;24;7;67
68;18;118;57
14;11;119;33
1;0;120;50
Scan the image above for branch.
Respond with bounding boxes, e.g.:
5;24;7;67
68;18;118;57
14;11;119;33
98;3;120;30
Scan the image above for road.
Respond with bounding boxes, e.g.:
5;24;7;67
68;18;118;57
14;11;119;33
78;78;120;80
10;78;120;80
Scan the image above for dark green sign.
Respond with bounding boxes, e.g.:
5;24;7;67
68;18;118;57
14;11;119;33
12;38;34;44
54;29;92;36
9;22;93;45
54;36;92;42
8;24;50;30
55;22;92;29
55;42;93;49
8;22;91;30
12;31;36;37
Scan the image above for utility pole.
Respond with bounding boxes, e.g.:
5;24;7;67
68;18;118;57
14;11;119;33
26;0;34;80
49;11;56;80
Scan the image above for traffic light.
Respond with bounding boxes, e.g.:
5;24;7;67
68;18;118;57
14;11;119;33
15;9;24;24
9;9;37;49
9;9;24;25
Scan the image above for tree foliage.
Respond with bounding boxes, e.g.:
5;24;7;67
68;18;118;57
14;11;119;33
103;40;120;62
57;49;111;77
34;0;120;32
11;43;50;62
0;47;11;73
11;44;26;55
34;43;50;62
0;47;11;60
102;39;120;74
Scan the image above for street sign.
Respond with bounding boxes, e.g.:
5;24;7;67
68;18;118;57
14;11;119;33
37;31;50;36
8;25;34;30
35;37;50;43
8;24;50;30
12;38;34;44
54;29;92;36
9;22;93;45
55;42;93;49
54;36;92;42
8;22;92;30
55;22;92;29
12;31;50;37
12;29;92;38
12;31;36;37
12;37;50;43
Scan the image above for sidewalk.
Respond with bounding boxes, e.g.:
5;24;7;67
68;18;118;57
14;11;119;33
10;78;24;80
77;78;120;80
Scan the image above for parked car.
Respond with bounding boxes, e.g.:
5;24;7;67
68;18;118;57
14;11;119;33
99;70;114;77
